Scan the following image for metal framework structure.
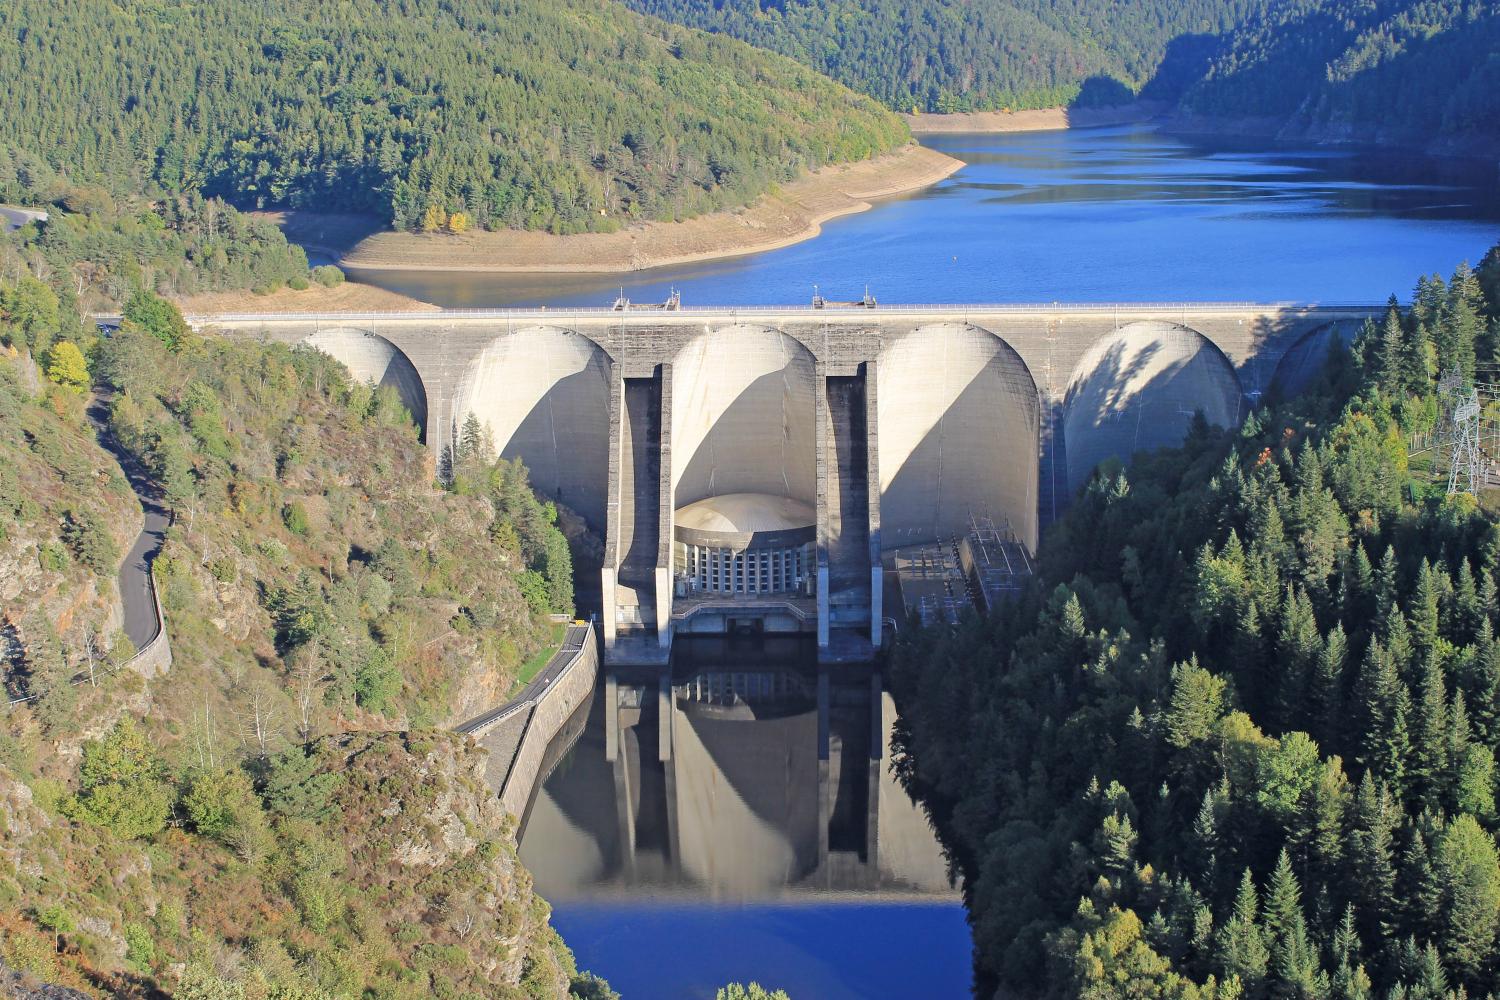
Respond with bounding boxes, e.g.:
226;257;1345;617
1449;388;1483;495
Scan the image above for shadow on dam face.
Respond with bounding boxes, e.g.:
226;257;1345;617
1062;321;1243;498
878;323;1040;552
302;327;429;440
671;326;817;510
454;327;611;530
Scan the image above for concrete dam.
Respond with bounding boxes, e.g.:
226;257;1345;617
201;302;1378;662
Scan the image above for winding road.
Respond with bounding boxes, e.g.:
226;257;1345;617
86;396;170;650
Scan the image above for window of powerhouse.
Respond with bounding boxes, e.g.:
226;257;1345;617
672;493;816;596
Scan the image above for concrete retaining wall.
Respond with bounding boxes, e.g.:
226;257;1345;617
123;568;172;681
460;623;600;817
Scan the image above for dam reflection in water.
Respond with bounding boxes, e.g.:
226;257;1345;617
517;636;954;902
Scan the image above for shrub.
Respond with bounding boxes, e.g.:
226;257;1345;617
287;275;310;291
354;652;401;715
35;903;75;935
183;766;264;843
312;265;345;288
38;541;67;572
65;718;173;839
44;341;89;393
123;921;155;968
61;508;118;575
282;501;310;536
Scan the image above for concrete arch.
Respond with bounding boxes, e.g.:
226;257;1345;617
1063;322;1243;496
454;327;611;529
670;325;817;510
1270;320;1361;399
878;323;1041;551
302;327;428;439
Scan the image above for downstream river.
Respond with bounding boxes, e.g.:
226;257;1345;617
351;125;1500;309
459;127;1498;999
517;638;967;1000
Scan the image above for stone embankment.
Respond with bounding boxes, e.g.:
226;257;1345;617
457;622;599;817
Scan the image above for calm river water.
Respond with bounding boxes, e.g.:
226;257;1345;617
465;127;1499;999
517;638;967;999
351;125;1500;309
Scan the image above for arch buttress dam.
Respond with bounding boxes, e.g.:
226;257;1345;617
198;302;1383;664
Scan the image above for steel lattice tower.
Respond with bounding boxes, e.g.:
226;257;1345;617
1448;388;1482;495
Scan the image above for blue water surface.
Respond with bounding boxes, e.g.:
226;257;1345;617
552;900;971;1000
350;126;1500;308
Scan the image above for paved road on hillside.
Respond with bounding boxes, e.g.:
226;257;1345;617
87;396;170;650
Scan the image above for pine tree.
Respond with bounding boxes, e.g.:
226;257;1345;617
1348;776;1398;945
1432;813;1500;989
1409;562;1441;665
1376;301;1406;396
1263;849;1319;997
1450;560;1482;645
1216;868;1270;994
1311;623;1348;753
1397;830;1441;946
1410;654;1450;811
1275;586;1321;733
1189;786;1222;896
1374;546;1400;625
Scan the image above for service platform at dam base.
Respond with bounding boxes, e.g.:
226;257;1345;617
186;300;1383;665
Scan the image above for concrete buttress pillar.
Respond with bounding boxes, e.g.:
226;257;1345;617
814;361;831;648
864;360;883;649
601;363;624;648
655;364;674;647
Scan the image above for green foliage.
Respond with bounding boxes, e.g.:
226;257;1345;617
61;507;117;575
183;766;268;853
891;243;1500;997
44;341;88;392
627;0;1266;113
0;0;905;235
65;719;173;839
281;501;309;536
0;276;62;355
311;265;344;288
122;290;190;351
1181;0;1500;143
716;984;792;1000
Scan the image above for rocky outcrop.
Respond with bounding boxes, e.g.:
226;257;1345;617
311;730;571;994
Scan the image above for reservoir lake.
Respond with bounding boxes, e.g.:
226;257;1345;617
368;127;1499;998
350;125;1500;309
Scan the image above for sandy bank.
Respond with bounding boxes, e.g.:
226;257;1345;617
906;102;1164;135
174;280;438;315
274;144;960;275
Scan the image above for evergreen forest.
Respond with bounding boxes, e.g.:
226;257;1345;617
0;0;906;236
627;0;1500;146
890;245;1500;998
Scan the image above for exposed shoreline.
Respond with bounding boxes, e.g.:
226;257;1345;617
905;102;1165;135
269;144;961;277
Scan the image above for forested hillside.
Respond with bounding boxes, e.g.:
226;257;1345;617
0;287;608;997
891;247;1500;997
622;0;1500;147
622;0;1267;112
0;0;906;237
1180;0;1500;144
